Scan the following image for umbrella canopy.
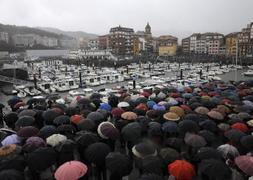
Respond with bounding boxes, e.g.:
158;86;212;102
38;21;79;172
235;155;253;176
224;129;246;144
43;109;61;125
198;130;217;145
194;106;209;115
53;115;70;126
38;125;57;139
70;115;83;125
7;96;21;107
27;147;57;171
106;152;133;177
118;101;130;108
159;147;180;164
46;134;67;147
178;120;199;134
74;131;99;149
240;135;253;151
1;134;21;146
163;112;180;121
217;144;239;159
207;110;224;120
132;142;157;159
195;147;222;161
14;102;26;109
84;142;111;168
169;106;185;117
15;116;35;129
17;126;39;139
231;123;249;133
168;160;196;180
0;169;24;180
139;156;163;175
97;121;119;140
162;121;178;134
217;123;231;132
184;132;207;148
86;112;105;124
121;122;142;143
17;109;35;118
111;108;125;119
153;104;166;111
199;120;218;133
0;144;21;159
198;159;231;180
121;111;138;121
99;103;112;112
23;136;46;153
77;119;96;131
55;161;88;180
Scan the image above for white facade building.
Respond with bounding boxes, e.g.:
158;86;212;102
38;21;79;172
0;32;9;43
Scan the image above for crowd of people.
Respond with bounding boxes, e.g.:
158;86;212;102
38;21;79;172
1;80;253;180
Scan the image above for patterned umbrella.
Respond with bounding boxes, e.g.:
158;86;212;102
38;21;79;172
235;155;253;176
55;161;88;180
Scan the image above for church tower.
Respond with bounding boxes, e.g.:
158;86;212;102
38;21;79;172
145;22;152;39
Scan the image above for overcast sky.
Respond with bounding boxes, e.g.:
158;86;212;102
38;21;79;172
0;0;253;39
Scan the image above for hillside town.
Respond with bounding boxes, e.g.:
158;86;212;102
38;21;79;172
0;22;253;61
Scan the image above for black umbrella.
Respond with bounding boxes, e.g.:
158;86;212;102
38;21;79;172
121;122;142;143
198;159;231;180
57;124;76;139
164;137;184;151
0;154;26;171
38;125;57;139
42;109;61;125
199;119;218;133
106;152;133;177
74;131;99;149
77;119;96;131
195;147;222;161
148;122;162;137
18;109;36;118
224;129;246;144
136;116;151;133
159;147;180;165
240;135;253;151
53;115;70;126
54;139;77;165
178;120;199;134
3;112;18;129
136;97;148;104
198;130;218;145
15;116;35;129
184;113;203;123
90;93;102;100
84;142;111;168
87;112;105;125
138;156;163;175
26;147;57;171
0;169;24;180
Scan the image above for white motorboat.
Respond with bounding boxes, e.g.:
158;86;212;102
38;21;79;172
24;86;41;96
243;70;253;76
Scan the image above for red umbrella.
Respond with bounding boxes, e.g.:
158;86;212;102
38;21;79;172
55;161;88;180
235;155;253;176
231;123;249;133
168;160;196;180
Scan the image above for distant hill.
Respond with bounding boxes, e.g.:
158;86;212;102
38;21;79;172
0;23;63;38
36;27;98;40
